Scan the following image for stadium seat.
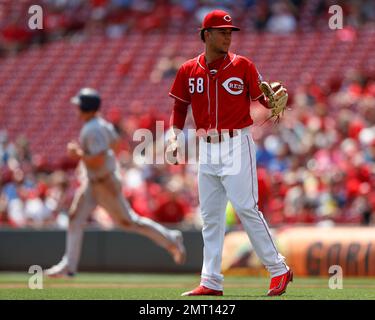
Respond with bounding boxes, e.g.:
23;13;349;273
1;28;375;164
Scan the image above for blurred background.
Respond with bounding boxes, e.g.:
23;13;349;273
0;0;375;277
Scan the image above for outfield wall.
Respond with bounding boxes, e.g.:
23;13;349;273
222;227;375;277
0;228;203;273
277;227;375;276
1;227;375;276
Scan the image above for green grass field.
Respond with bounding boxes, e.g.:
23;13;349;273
0;272;374;300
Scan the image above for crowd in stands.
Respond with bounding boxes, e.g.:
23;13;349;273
253;68;375;227
1;67;375;229
1;0;375;56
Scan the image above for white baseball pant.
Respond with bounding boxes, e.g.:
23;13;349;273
198;127;288;291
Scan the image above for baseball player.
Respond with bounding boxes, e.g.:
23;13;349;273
45;88;186;277
167;10;292;296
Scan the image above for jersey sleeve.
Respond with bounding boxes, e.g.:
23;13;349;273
248;62;264;101
170;99;189;130
169;64;191;104
83;129;108;155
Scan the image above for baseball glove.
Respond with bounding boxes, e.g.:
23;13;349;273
259;81;289;124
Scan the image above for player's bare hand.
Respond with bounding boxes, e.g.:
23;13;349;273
166;136;179;165
67;141;83;159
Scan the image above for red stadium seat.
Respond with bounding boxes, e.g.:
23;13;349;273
0;28;374;162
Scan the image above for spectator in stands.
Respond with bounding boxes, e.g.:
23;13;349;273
0;131;15;165
0;15;33;55
46;170;73;228
24;182;55;228
150;47;186;84
253;2;271;31
152;189;189;224
1;168;27;227
266;1;297;33
0;193;7;226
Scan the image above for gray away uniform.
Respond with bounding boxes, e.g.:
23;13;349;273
56;117;182;273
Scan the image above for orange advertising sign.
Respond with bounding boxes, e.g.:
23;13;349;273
222;227;375;276
277;227;375;276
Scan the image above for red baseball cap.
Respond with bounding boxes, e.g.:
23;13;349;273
201;10;240;31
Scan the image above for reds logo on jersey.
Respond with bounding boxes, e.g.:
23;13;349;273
222;77;244;95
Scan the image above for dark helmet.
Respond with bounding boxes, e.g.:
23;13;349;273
71;88;101;112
